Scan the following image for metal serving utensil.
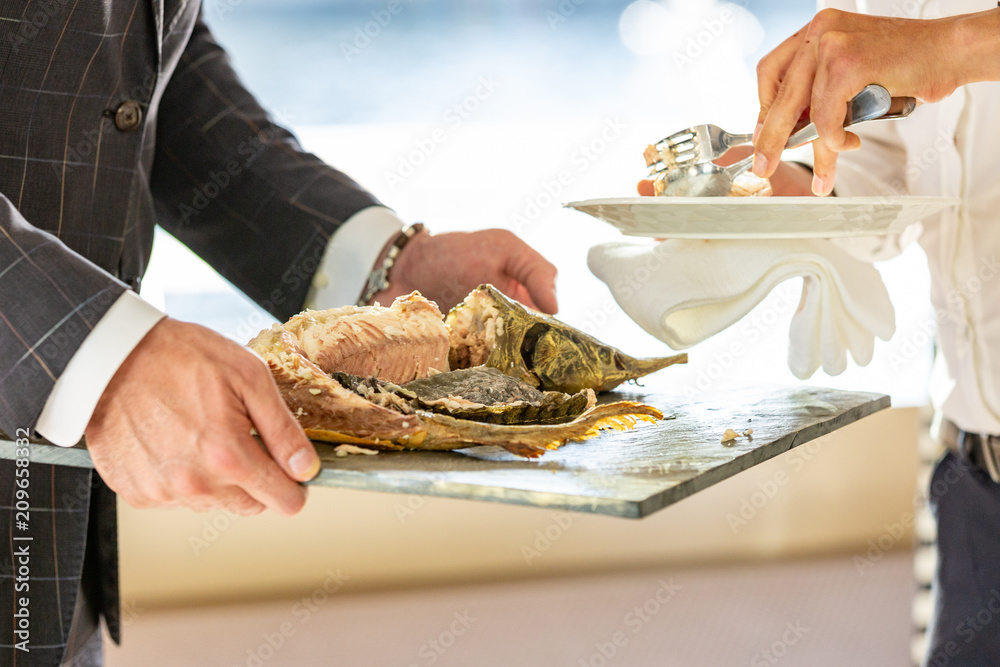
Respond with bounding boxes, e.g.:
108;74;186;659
654;84;915;198
646;124;756;173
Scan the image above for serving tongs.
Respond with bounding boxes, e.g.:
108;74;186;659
649;84;916;198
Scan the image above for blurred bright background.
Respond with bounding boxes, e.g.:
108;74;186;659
115;1;933;665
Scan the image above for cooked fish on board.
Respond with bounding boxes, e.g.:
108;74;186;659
248;287;681;458
249;318;660;458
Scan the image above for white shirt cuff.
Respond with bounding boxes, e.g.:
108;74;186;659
35;291;166;447
305;206;404;309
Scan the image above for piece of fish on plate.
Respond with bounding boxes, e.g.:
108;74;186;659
640;144;772;197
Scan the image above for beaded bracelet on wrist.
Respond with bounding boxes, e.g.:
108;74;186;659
357;223;425;306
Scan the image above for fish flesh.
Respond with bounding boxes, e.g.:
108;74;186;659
248;320;661;458
642;144;772;197
250;292;449;384
446;285;687;393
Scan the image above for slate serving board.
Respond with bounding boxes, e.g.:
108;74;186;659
0;383;889;519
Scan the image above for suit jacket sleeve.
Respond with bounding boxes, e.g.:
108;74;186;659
0;195;127;435
150;17;382;322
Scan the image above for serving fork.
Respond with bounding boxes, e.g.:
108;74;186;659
647;84;917;177
653;85;917;198
645;124;755;173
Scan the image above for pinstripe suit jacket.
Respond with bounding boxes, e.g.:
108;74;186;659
0;1;380;663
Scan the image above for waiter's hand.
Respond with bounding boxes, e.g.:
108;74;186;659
753;7;1000;196
85;319;317;517
372;229;559;314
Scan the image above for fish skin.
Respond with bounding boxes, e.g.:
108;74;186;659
446;285;687;393
339;367;599;425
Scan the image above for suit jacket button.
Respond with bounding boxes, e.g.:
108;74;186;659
114;101;143;132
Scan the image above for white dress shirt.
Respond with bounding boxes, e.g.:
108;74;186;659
36;206;402;446
819;0;1000;433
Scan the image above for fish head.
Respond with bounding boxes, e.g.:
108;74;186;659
526;323;680;393
446;284;687;393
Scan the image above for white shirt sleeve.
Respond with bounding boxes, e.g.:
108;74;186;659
794;120;917;263
35;290;166;447
304;206;404;309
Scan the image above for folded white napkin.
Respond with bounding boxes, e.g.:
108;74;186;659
587;239;895;379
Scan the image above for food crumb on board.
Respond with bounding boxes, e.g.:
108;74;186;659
334;445;379;457
722;423;756;444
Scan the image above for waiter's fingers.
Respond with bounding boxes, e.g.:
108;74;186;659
810;32;865;154
756;23;812;139
754;42;819;178
811;141;840;197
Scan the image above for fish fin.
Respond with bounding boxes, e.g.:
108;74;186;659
305;429;406;451
420;401;662;458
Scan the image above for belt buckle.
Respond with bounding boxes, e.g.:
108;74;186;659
983;435;1000;484
956;430;1000;483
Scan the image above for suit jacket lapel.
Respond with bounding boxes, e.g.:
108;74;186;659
149;0;163;71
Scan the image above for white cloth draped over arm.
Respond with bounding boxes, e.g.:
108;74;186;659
587;239;896;380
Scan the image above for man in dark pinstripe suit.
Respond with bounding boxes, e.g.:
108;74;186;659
0;2;559;664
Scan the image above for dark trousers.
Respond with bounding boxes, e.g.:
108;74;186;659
924;452;1000;666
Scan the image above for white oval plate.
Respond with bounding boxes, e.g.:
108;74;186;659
563;196;960;239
